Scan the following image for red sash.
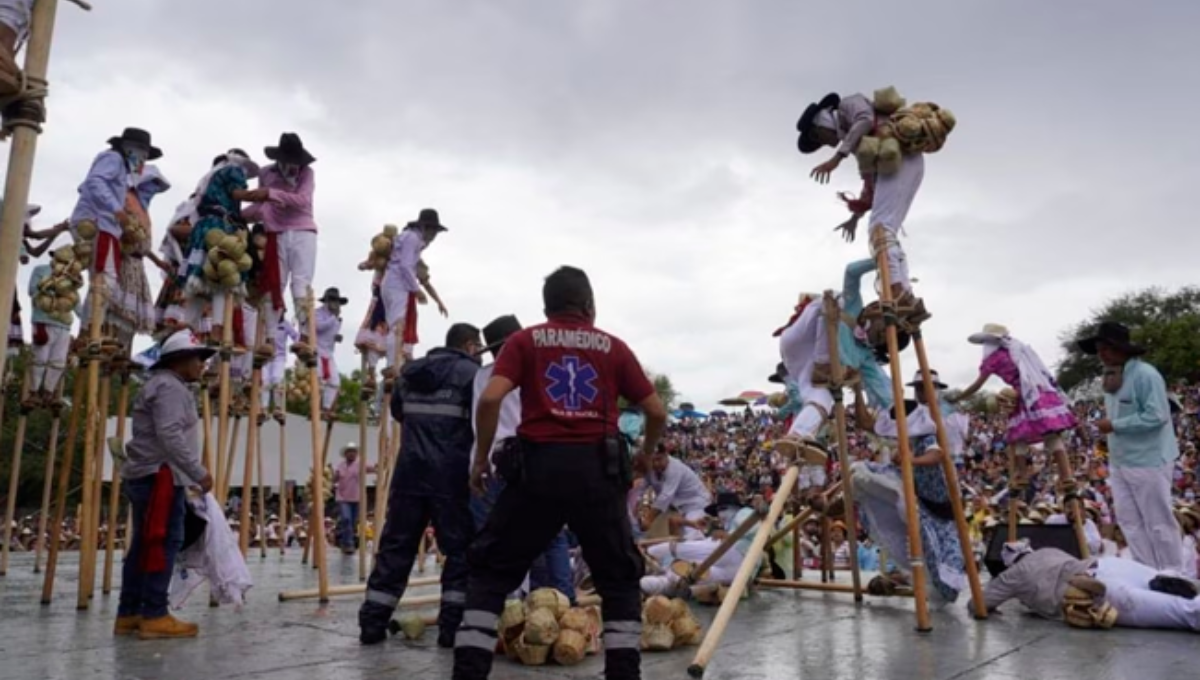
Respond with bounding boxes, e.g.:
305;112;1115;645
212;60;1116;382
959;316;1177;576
139;465;176;574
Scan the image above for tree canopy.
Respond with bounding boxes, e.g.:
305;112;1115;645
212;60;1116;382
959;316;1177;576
1056;286;1200;393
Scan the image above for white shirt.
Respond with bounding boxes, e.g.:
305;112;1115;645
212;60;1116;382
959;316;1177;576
648;457;712;514
472;363;522;470
314;307;341;356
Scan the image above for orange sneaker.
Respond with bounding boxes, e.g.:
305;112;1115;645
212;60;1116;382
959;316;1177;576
113;615;142;636
137;614;199;640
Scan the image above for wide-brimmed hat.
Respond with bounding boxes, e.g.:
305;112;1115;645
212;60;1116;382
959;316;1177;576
320;287;348;305
1076;321;1146;357
795;93;841;155
223;148;261;179
264;132;316;166
704;491;743;516
906;369;947;389
768;362;787;384
107;127;163;160
967;323;1010;345
341;442;359;454
417;208;448;232
481;314;522;356
151;329;216;370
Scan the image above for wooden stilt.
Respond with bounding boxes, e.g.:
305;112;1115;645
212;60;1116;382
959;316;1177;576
820;516;831;583
790;517;801;580
33;378;67;573
256;420;267;559
1;364;33;575
687;509;764;584
357;356;370;581
688;466;799;678
101;374;130;594
1007;446;1020;543
1052;448;1090;559
201;388;214;472
214;293;235;504
821;292;864;601
277;575;440;602
278;414;288;556
75;282;105;610
0;0;72;377
870;229;931;632
220;414;241;504
369;400;390;571
83;367;111;602
311;420;335;570
756;578;915;598
240;312;266;556
911;333;988;619
304;288;330;602
40;373;85;602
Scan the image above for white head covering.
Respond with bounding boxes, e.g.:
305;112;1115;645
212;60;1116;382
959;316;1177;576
982;335;1060;412
814;108;838;132
1001;539;1033;568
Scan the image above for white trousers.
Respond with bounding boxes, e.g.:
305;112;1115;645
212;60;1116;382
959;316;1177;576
1096;557;1200;630
779;301;832;439
1110;463;1183;571
0;0;33;35
231;304;258;381
276;230;317;327
261;355;287;409
869;153;923;291
318;352;340;410
641;540;743;594
31;324;70;393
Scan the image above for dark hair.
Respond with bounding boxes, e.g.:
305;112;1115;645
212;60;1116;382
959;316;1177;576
445;323;480;351
871;329;911;364
543;266;594;316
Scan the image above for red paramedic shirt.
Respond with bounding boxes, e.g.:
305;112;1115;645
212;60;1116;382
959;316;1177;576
492;313;655;443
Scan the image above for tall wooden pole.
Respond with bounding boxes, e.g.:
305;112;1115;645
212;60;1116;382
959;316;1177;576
1007;447;1020;543
870;230;931;632
256;421;267;560
101;374;130;594
214;293;235;504
240;311;266;555
82;367;111;603
219;413;241;503
33;377;67;573
821;292;863;601
911;334;988;619
278;414;288;556
0;0;66;379
357;356;370;581
201;387;214;473
304;288;329;601
40;372;84;602
75;283;104;610
1;364;33;575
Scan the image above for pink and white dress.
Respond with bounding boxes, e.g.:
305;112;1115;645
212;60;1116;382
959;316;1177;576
979;344;1076;444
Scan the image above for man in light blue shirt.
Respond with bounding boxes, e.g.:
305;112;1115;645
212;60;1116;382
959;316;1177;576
1079;321;1182;571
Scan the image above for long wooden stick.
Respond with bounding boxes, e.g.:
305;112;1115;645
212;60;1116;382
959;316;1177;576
911;333;988;619
357;356;369;581
278;415;288;556
75;283;104;610
277;575;440;602
305;419;335;569
0;365;33;575
822;292;863;601
756;578;915;598
219;415;241;504
83;368;111;603
240;310;266;556
201;388;213;472
688;466;798;678
41;373;84;602
101;375;130;593
304;288;329;601
33;379;66;573
871;231;931;632
256;422;267;560
0;0;63;379
214;293;235;504
1007;446;1020;543
1052;448;1091;559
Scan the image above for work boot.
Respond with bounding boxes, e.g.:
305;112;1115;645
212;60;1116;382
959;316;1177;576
360;626;387;645
438;628;456;649
113;615;142;636
137;614;199;640
895;290;931;327
1149;575;1199;600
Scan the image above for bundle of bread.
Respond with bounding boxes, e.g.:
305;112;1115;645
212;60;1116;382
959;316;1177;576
639;595;704;652
497;588;602;667
286;362;313;403
853;86;957;177
362;224;399;272
200;229;253;290
118;211;149;250
34;245;86;326
305;464;335;503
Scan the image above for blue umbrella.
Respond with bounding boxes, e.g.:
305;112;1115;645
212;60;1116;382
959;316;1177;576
672;409;708;419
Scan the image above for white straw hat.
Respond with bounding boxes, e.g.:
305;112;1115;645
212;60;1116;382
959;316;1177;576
968;323;1010;345
151;329;216;369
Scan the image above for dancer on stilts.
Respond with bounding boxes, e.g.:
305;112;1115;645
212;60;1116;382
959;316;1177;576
379;209;448;375
314;287;346;420
26;248;76;409
241;133;318;353
856;372;968;604
796;88;954;320
111;165;171;350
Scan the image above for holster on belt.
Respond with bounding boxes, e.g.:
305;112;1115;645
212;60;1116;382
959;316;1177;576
493;437;525;486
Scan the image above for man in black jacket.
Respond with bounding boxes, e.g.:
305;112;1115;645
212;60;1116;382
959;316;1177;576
359;323;483;647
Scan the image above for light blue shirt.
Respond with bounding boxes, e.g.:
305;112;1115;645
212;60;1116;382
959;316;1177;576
69;150;131;238
837;258;893;410
27;264;73;328
1105;358;1178;469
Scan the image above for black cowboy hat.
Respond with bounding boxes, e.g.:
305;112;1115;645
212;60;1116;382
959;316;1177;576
264;132;316;166
906;369;947;390
1076;321;1146;357
480;314;522;356
108;127;163;160
320;287;349;305
704;491;743;517
768;361;787;384
796;93;840;155
417;208;448;232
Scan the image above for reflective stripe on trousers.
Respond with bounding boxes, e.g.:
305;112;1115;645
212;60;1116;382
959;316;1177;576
604;619;642;650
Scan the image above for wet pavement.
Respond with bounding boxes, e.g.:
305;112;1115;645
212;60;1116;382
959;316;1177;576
2;550;1197;680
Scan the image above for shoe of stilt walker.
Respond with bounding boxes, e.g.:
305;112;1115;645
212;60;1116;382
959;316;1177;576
112;615;142;636
137;614;199;640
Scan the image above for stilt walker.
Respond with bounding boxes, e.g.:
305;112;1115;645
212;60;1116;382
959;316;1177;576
0;362;32;575
40;373;84;601
33;374;67;573
101;368;131;594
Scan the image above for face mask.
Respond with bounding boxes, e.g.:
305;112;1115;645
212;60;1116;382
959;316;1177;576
278;163;300;183
125;148;147;173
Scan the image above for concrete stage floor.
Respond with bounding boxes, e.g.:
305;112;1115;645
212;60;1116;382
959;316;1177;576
2;551;1197;680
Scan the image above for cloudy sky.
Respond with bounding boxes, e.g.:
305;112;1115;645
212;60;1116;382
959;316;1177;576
17;0;1199;409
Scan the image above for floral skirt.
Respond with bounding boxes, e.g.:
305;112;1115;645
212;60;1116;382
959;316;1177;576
110;255;156;339
1007;388;1077;444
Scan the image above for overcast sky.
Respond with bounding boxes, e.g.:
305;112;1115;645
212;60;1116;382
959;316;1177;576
16;0;1198;409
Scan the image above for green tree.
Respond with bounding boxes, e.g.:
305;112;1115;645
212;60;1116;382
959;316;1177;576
1056;287;1200;393
617;370;677;411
